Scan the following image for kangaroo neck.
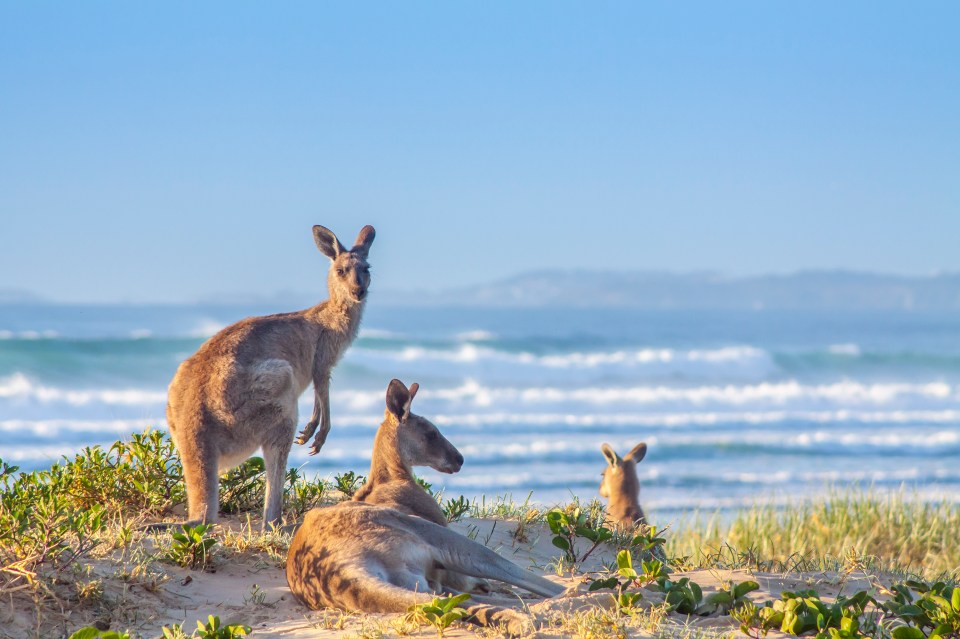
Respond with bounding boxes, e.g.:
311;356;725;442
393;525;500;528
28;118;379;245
364;418;414;488
307;297;365;335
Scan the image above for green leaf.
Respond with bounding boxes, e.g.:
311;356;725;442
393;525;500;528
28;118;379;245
690;581;703;601
589;577;619;592
735;581;761;599
68;629;101;639
551;536;570;551
892;627;925;639
445;593;471;609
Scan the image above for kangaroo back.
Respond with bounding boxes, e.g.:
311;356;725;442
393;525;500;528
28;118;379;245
599;442;648;527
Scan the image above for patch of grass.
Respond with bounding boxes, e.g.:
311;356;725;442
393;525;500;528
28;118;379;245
442;495;471;523
333;471;366;498
470;492;540;520
405;593;471;638
668;490;960;579
163;523;218;570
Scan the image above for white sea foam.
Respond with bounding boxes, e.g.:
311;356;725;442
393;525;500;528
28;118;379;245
352;344;772;371
0;329;59;340
0;418;156;437
429;409;960;429
455;330;497;341
392;379;959;409
0;373;167;406
829;343;862;356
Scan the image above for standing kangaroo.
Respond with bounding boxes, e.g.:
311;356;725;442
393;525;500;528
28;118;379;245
166;224;374;529
286;379;564;635
599;442;648;527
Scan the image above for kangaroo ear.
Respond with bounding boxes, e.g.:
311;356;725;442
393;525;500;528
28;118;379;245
625;442;648;463
351;225;376;259
601;443;621;467
385;379;410;421
401;382;419;421
313;225;346;260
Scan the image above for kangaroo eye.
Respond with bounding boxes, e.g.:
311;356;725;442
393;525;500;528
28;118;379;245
336;267;345;277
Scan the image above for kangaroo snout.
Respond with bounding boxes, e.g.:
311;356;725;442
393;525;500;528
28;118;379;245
443;450;465;474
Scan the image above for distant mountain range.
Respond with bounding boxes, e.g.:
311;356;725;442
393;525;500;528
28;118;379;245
377;270;960;311
5;271;960;310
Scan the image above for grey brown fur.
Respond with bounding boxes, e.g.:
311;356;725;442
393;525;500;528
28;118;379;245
166;224;374;529
599;442;648;528
286;379;564;635
352;379;486;593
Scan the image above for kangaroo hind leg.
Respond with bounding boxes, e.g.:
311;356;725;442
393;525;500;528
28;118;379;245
180;436;219;525
414;522;565;598
349;572;532;638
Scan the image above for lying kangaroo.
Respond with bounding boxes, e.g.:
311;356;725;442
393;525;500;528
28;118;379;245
287;380;564;635
166;224;374;529
352;379;487;593
599;442;648;527
353;379;460;526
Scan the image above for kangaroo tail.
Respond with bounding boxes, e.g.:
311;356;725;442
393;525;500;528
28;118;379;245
402;517;565;598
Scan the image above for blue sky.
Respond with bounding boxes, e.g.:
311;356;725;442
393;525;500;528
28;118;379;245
1;2;958;303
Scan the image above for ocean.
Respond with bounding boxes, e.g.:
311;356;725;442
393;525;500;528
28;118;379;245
2;303;959;523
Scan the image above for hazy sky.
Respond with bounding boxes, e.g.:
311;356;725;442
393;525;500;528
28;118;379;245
1;2;958;303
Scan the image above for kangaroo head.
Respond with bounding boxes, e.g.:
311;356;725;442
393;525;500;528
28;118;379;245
313;224;376;304
599;442;646;501
385;379;464;475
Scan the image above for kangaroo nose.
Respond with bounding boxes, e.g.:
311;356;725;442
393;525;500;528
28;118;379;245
455;451;464;468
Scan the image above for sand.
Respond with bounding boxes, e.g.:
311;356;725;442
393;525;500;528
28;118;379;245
2;514;885;639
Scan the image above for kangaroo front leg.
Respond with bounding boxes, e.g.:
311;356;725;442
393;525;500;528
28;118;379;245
294;384;322;446
305;372;331;456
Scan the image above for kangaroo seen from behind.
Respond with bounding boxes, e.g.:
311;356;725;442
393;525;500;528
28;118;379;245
166;224;374;529
599;442;648;528
286;379;564;635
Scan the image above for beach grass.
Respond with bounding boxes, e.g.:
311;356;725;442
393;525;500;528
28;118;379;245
668;491;960;579
2;429;960;638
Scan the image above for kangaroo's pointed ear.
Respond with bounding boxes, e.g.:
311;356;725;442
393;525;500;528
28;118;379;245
401;382;419;421
625;442;648;463
351;225;376;259
385;379;410;421
314;225;346;260
601;443;621;467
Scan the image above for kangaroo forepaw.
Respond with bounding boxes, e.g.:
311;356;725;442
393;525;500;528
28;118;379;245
295;421;319;446
308;430;329;456
469;578;494;594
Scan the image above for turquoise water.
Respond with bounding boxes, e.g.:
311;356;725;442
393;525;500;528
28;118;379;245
2;303;959;522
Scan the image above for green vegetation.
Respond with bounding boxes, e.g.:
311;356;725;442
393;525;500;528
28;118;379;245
164;523;218;570
442;495;471;522
69;629;132;639
405;593;472;638
332;470;366;497
547;505;614;565
671;491;960;578
4;428;960;639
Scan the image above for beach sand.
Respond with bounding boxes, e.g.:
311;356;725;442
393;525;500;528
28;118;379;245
4;514;881;639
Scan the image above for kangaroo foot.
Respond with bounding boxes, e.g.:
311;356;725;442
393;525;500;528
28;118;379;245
295;420;319;446
308;428;330;456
